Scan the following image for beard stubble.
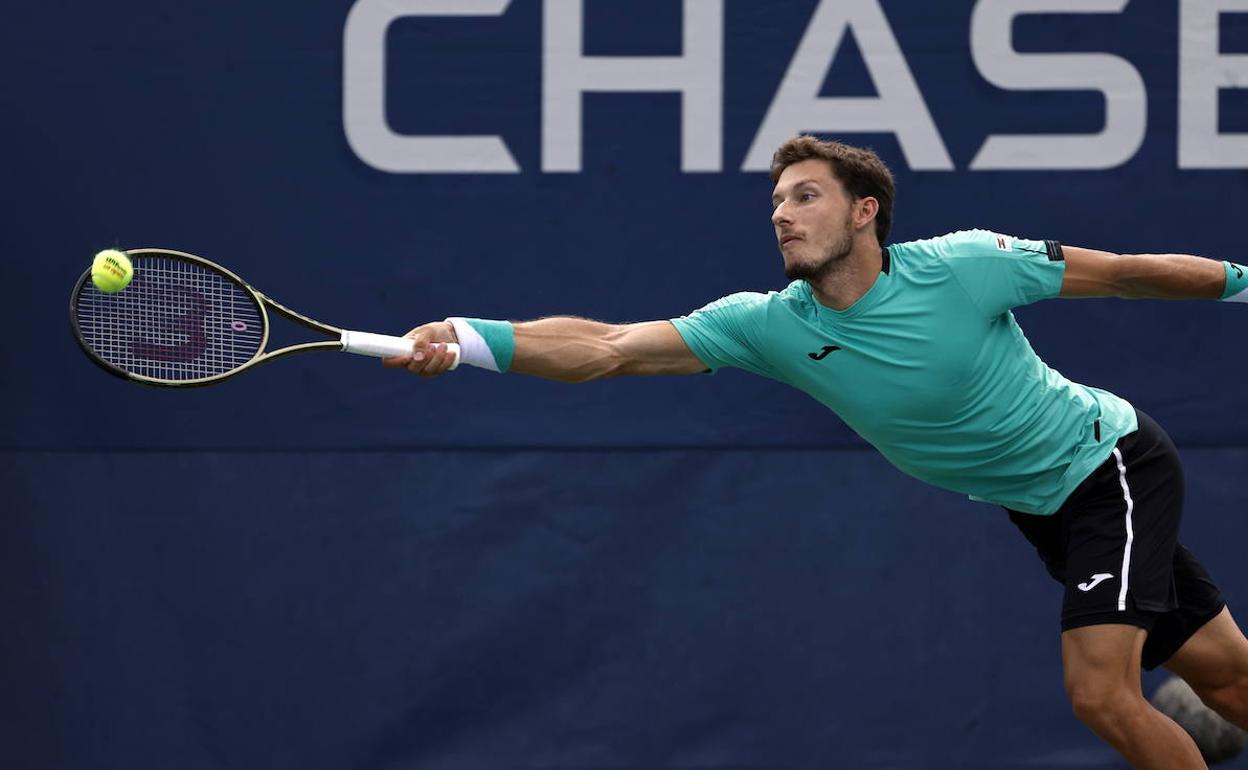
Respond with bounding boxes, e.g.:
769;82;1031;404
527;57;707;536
783;213;855;282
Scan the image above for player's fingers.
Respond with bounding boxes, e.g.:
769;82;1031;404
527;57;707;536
381;351;412;368
419;342;453;377
382;325;452;373
381;338;420;368
433;342;458;375
405;344;432;375
376;327;419;368
384;327;434;370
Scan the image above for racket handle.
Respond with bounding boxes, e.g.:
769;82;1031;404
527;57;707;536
340;330;460;370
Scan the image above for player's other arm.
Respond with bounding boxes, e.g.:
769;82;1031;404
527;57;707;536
381;318;707;381
1060;246;1244;300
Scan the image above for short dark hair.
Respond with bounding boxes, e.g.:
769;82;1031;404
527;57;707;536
769;136;895;245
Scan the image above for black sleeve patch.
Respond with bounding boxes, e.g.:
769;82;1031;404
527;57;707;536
1045;240;1064;262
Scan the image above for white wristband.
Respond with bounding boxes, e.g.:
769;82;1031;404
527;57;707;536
445;317;501;371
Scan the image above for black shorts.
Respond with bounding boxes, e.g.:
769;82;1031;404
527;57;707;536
1007;410;1226;670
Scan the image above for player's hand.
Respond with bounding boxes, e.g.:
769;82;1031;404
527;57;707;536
381;321;459;377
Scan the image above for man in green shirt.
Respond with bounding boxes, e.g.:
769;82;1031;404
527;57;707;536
384;136;1248;769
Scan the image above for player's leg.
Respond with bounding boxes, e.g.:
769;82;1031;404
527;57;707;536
1011;409;1212;764
1163;598;1248;727
1061;622;1206;767
1145;543;1246;724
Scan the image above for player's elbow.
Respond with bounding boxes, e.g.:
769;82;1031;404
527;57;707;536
558;358;623;383
1111;253;1148;298
555;323;681;382
596;335;633;380
1063;247;1133;298
556;330;629;383
1116;253;1186;299
588;326;640;381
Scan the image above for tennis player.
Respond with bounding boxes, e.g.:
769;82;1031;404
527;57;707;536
384;136;1248;768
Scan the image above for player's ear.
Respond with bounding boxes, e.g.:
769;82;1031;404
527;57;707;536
855;196;879;230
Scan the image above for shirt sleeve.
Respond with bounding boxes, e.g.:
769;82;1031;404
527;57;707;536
939;229;1066;317
669;292;775;378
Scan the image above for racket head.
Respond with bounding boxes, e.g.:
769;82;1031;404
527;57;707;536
70;249;271;387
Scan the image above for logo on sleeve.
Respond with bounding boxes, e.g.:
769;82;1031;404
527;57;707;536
1076;573;1114;592
808;345;841;361
995;235;1011;251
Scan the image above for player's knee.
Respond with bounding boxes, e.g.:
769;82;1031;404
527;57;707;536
1066;679;1142;728
1193;675;1248;727
1181;648;1248;725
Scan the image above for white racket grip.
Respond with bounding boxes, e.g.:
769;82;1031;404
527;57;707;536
340;330;460;370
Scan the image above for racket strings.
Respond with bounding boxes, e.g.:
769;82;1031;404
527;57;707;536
75;255;265;381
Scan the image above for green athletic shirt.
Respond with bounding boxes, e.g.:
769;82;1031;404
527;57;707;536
670;229;1138;515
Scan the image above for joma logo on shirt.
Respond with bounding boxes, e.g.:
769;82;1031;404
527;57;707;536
808;345;841;361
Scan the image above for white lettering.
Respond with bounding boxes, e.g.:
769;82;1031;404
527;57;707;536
742;0;952;172
969;0;1146;170
1179;0;1248;168
542;0;723;172
341;0;1247;174
343;0;520;173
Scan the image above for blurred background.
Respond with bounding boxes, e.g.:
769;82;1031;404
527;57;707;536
3;0;1247;767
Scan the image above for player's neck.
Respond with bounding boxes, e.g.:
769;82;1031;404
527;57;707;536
807;237;884;311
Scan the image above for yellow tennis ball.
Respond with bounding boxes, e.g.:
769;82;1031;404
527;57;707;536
91;249;133;294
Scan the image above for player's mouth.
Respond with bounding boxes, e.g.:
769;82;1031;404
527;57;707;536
779;234;803;247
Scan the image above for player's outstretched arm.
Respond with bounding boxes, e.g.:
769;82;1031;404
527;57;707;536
381;318;707;381
1060;246;1246;301
510;318;708;380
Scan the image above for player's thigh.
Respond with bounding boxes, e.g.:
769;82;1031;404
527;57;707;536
1142;543;1229;671
1061;623;1148;701
1164;607;1248;691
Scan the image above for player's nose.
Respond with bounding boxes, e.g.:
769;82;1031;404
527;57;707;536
771;201;791;227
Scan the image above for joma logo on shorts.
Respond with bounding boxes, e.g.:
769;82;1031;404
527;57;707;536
1077;573;1115;592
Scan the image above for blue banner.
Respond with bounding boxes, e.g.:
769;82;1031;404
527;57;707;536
5;2;1248;768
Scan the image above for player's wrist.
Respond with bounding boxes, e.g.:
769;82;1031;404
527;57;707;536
1220;261;1248;302
445;317;514;372
435;320;459;344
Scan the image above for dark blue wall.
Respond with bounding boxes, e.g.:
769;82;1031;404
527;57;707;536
4;1;1248;767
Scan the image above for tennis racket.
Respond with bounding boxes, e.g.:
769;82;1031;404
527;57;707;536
70;248;459;387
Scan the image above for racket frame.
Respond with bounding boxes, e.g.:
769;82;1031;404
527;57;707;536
70;248;381;388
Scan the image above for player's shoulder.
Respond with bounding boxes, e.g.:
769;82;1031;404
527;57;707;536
892;229;1009;260
773;280;821;313
890;229;1056;274
686;286;783;319
689;283;811;324
706;282;806;306
696;289;771;313
676;286;804;342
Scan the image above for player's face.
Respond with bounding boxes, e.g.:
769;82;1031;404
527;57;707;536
770;159;856;281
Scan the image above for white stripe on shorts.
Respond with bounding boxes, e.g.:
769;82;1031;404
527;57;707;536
1112;448;1135;612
